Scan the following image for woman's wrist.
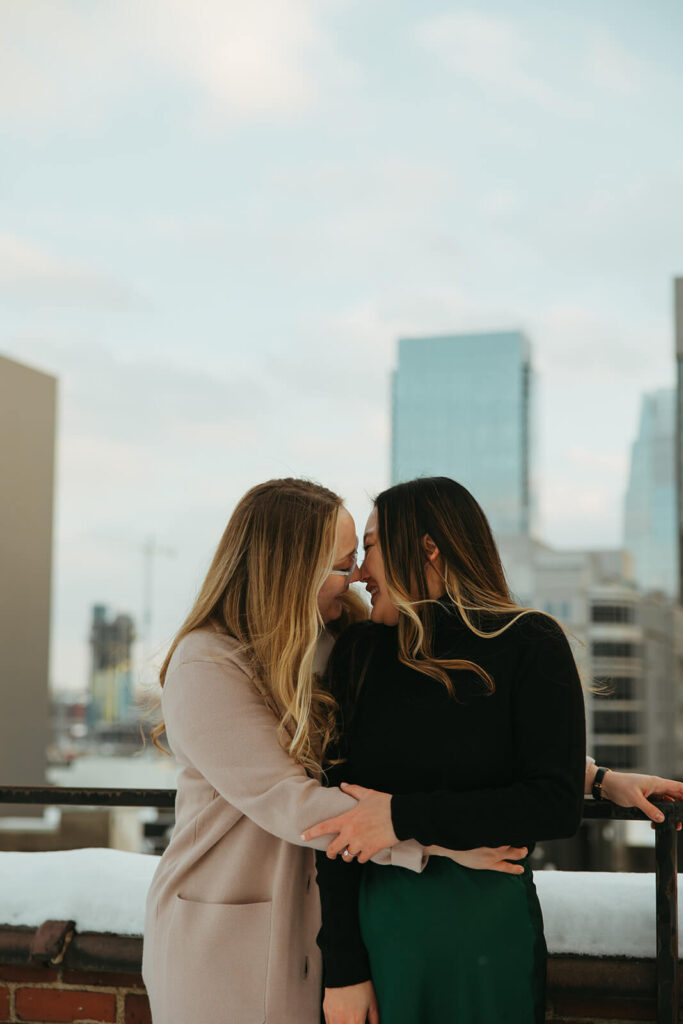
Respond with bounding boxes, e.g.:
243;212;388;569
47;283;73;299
591;765;612;801
584;759;599;793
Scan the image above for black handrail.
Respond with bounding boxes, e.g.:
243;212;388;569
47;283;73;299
1;788;682;1023
0;785;176;807
583;798;683;1024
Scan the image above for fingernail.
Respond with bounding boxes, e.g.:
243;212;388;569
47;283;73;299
656;814;665;822
300;833;307;840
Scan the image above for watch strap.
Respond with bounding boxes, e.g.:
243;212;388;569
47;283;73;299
592;765;611;801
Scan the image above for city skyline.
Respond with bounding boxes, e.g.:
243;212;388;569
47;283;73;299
37;329;677;695
1;2;682;690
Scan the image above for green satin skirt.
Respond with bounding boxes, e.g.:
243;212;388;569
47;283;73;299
358;856;546;1024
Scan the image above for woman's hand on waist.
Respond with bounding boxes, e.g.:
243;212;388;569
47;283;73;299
323;980;379;1024
301;782;397;862
428;844;527;874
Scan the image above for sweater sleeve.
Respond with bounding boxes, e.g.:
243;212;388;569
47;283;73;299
314;624;383;988
391;621;586;849
315;758;372;988
163;653;356;851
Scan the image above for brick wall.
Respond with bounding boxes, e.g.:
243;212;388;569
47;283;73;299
0;926;149;1024
0;963;149;1024
0;925;679;1024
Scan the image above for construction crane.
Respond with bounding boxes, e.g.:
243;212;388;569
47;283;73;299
141;535;176;669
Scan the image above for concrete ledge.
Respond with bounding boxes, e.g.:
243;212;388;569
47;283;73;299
0;924;142;973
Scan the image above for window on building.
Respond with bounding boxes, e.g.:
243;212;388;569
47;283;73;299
591;604;636;624
593;746;639;770
593;677;638;700
593;710;640;734
591;641;641;658
545;600;572;620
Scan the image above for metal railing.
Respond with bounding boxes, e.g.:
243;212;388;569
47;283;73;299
1;788;682;1024
583;798;683;1024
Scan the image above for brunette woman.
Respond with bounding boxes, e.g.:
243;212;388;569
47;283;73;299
307;476;585;1024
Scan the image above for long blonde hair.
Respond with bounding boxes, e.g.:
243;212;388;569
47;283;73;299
152;478;364;775
375;477;552;696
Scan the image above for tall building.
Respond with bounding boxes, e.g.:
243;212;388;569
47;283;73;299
675;277;683;601
499;534;682;871
88;605;136;728
499;535;681;779
391;331;534;538
0;355;56;787
623;389;676;596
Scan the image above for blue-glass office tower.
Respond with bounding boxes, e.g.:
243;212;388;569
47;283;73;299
623;389;677;596
391;331;534;537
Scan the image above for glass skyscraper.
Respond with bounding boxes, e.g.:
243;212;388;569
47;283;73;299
391;331;534;538
624;389;677;597
676;277;683;601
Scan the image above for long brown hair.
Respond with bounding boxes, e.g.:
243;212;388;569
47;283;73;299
375;476;543;696
152;478;364;775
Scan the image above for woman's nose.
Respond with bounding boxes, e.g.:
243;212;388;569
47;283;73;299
358;559;369;582
349;564;362;585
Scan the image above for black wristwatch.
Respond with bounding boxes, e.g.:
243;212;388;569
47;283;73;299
591;765;611;801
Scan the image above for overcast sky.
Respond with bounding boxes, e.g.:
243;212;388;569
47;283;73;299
2;0;682;691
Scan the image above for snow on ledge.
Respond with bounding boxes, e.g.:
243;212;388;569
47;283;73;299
0;849;158;936
0;851;669;958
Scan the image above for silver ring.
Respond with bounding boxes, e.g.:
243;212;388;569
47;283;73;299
342;848;351;858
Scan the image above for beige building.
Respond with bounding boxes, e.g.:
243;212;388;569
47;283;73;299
498;534;683;870
498;534;681;778
0;354;56;788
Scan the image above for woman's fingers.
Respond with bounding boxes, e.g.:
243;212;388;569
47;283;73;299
489;846;526;873
325;833;350;859
634;790;663;823
647;777;683;800
340;781;371;799
635;793;666;824
501;845;527;860
496;861;525;875
301;815;346;842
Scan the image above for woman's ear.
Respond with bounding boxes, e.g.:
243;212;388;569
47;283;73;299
422;533;440;563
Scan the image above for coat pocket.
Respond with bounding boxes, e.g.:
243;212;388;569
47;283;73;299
166;895;272;1024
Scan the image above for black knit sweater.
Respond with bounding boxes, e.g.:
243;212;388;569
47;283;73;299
315;603;586;987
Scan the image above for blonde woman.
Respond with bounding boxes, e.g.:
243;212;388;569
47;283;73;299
142;478;475;1024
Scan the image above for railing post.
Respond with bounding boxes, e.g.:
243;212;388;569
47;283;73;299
655;813;679;1024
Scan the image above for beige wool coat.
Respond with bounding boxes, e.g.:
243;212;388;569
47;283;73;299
142;628;425;1024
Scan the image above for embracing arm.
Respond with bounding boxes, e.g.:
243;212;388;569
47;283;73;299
163;650;425;868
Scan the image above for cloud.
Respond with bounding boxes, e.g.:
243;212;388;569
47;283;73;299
415;10;588;118
0;233;147;310
529;303;673;383
138;0;347;122
0;0;352;130
586;29;650;98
